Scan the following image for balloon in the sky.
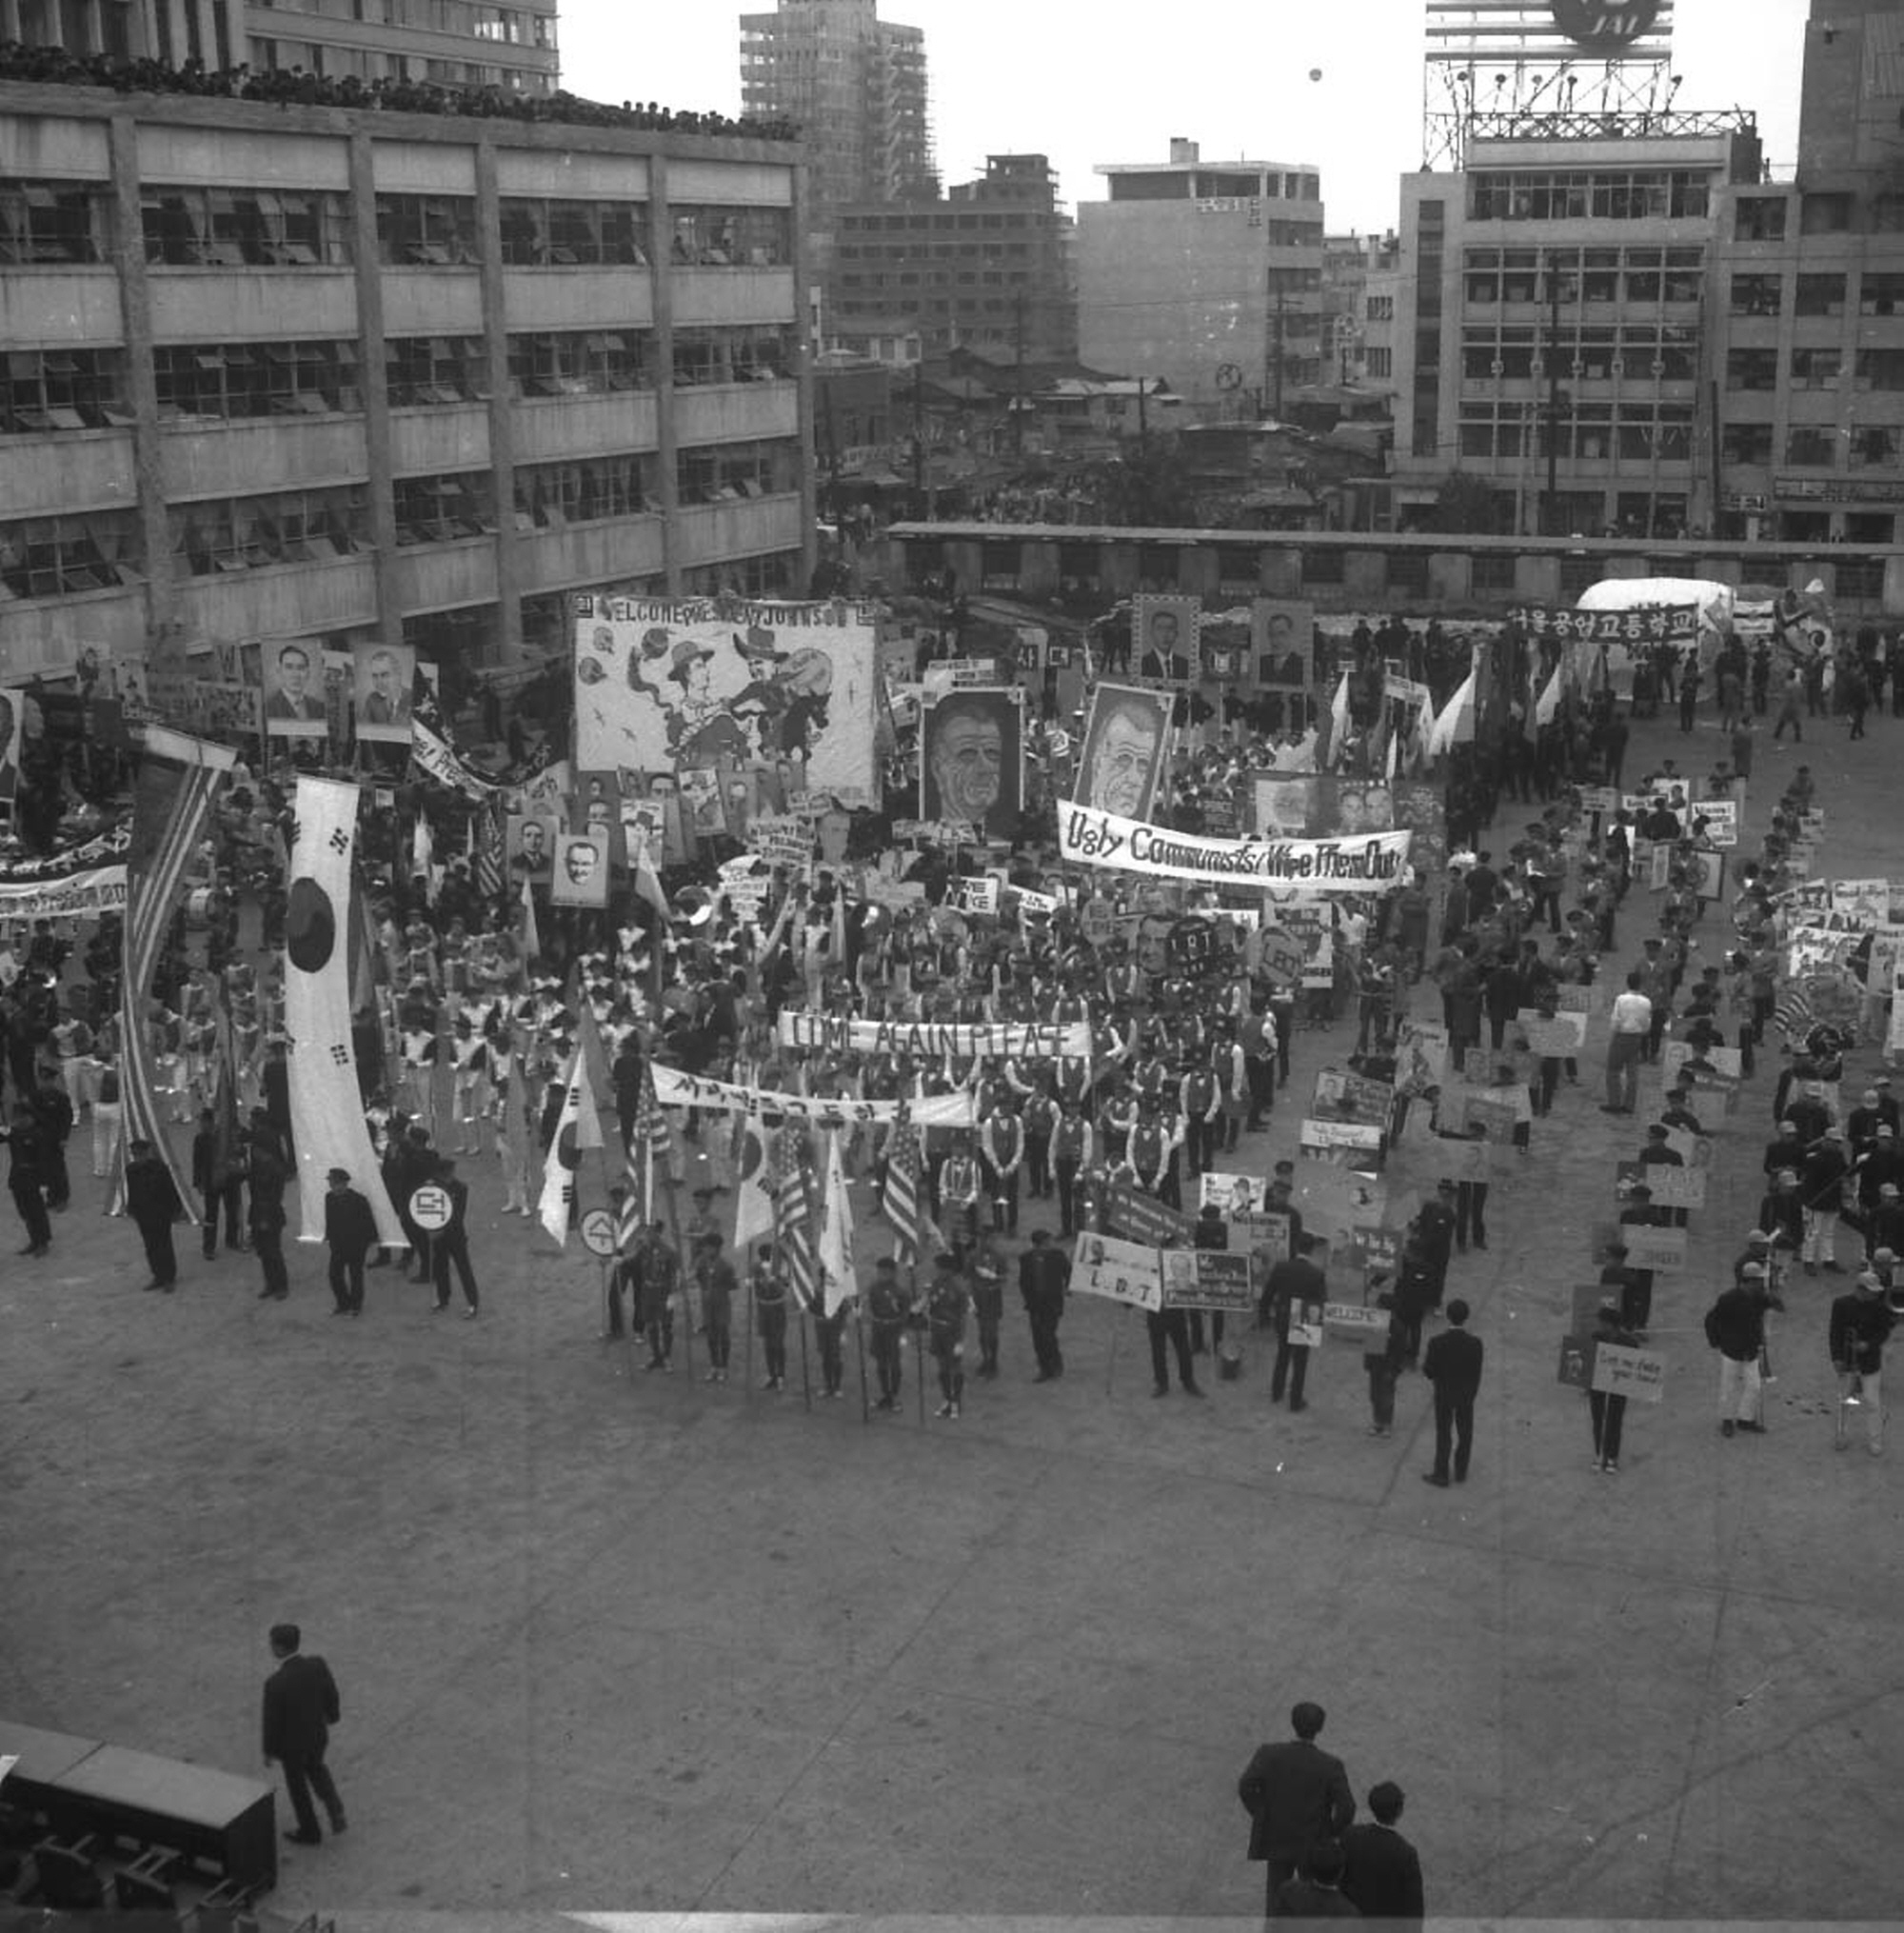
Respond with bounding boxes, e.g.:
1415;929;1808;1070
1308;68;1322;81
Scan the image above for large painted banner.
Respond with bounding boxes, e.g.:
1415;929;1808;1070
287;777;406;1249
1057;803;1412;893
777;1013;1092;1059
109;727;235;1222
574;594;879;802
0;865;126;919
651;1065;978;1126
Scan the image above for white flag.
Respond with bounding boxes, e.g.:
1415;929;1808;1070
520;874;541;966
1535;661;1565;727
818;1128;858;1317
537;1045;604;1245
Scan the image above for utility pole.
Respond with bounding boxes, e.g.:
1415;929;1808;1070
911;356;924;508
1273;284;1287;418
1543;248;1562;537
1014;289;1025;460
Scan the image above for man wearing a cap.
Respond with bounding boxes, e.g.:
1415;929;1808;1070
322;1167;377;1316
1873;1075;1900;1137
1829;1270;1895;1454
1704;1269;1769;1437
1799;1128;1851;1275
1587;1299;1639;1472
1854;1124;1904;1232
1870;1187;1904;1264
1762;1118;1808;1182
1847;1087;1887;1159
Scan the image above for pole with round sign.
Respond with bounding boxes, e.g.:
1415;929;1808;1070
408;1183;451;1288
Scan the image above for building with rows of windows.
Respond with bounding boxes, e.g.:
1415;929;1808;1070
3;1;560;93
1705;0;1904;546
1390;121;1761;540
0;79;813;682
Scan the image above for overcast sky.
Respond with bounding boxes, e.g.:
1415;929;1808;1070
562;0;1810;233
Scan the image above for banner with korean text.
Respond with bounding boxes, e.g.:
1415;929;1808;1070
1057;802;1411;893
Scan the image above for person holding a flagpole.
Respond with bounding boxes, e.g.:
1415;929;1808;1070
694;1231;737;1383
925;1249;970;1420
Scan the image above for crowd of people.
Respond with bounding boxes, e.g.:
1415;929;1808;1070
0;40;800;141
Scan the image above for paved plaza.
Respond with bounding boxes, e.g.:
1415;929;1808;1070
5;711;1903;1928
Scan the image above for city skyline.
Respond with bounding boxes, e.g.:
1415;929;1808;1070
566;0;1810;232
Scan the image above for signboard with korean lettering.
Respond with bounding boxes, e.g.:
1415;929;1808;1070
1510;603;1701;645
1103;1182;1192;1248
1070;1232;1164;1312
1616;1159;1707;1212
1299;1118;1385;1171
1592;1219;1686;1273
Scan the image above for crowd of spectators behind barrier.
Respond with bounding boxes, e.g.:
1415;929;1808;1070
0;41;801;140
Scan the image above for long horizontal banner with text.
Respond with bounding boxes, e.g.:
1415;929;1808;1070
0;865;128;920
1509;603;1701;644
650;1065;978;1126
777;1014;1092;1058
1057;804;1412;892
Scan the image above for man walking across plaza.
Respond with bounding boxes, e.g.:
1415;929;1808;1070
1705;1265;1768;1438
1264;1234;1327;1411
1831;1268;1894;1455
1421;1297;1484;1485
1238;1700;1357;1916
1600;970;1652;1115
322;1166;376;1316
262;1623;347;1847
1;1101;52;1257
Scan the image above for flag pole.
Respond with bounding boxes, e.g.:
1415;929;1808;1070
796;1276;812;1411
854;1299;871;1424
913;1257;926;1430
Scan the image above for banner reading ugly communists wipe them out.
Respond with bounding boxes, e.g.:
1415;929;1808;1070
1057;804;1412;893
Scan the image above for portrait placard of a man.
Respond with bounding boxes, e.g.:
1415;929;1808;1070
1134;596;1199;687
353;643;415;743
551;832;607;907
920;688;1021;842
509;813;553;883
1074;683;1172;821
263;641;327;737
1253;599;1315;691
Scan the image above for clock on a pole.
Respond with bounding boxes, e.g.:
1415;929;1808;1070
1549;0;1663;50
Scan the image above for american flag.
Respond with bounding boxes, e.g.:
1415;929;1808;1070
882;1094;923;1265
472;797;505;903
1773;985;1815;1044
626;1061;669;1226
771;1127;820;1313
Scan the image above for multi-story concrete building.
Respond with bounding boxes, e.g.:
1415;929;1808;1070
1390;119;1760;537
1077;139;1325;422
1708;0;1904;546
1320;231;1401;389
739;0;934;213
827;152;1075;363
4;1;560;91
0;80;812;682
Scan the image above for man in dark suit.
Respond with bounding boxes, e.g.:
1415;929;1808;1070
323;1166;377;1315
262;1622;347;1845
125;1136;184;1291
1422;1296;1485;1485
1238;1700;1357;1914
1340;1780;1424;1929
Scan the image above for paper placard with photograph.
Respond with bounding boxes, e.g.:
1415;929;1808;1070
1072;682;1173;822
1659;1040;1743;1085
1252;599;1314;692
549;831;609;907
1200;1170;1265;1215
1132;595;1200;688
1161;1249;1254;1314
262;639;327;738
352;644;414;744
1517;1007;1589;1056
1294;1161;1386;1238
507;812;554;884
1311;1066;1395;1128
1299;1118;1385;1171
1070;1232;1164;1313
1394;1016;1451;1095
1288;1303;1326;1351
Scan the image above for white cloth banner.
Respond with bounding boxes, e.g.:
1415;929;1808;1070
0;865;126;919
1056;803;1412;894
287;777;407;1248
776;1013;1092;1059
652;1064;978;1126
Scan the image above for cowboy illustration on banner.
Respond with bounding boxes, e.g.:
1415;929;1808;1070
574;595;877;800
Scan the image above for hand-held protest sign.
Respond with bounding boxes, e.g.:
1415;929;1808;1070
777;1014;1091;1059
1071;1233;1164;1312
